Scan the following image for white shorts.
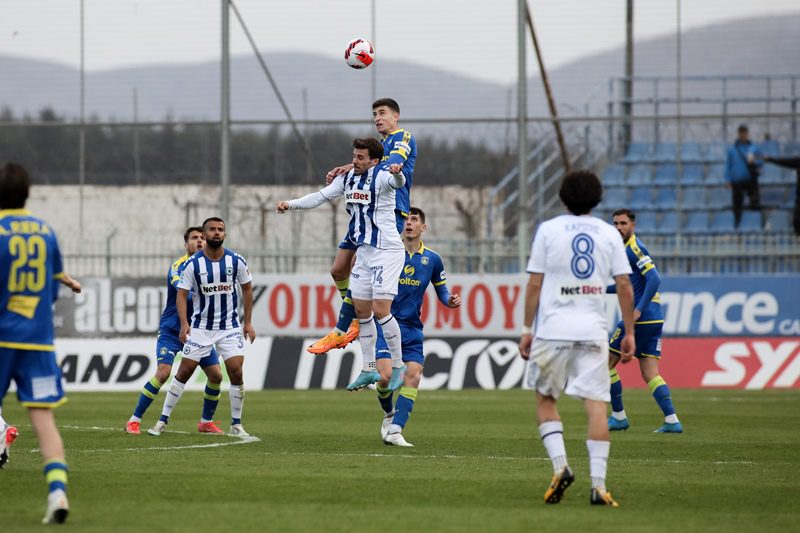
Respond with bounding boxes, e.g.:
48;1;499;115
350;245;405;301
182;328;245;361
526;339;610;402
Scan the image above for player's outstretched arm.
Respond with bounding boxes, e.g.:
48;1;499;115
59;272;81;294
614;274;636;362
519;272;543;360
277;177;346;213
241;282;256;343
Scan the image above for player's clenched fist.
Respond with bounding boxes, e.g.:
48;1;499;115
276;201;290;213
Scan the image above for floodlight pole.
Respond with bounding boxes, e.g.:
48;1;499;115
79;0;86;246
220;0;231;222
517;0;528;272
622;0;634;151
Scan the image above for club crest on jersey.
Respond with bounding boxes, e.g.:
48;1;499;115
345;190;372;205
421;257;430;265
226;266;234;276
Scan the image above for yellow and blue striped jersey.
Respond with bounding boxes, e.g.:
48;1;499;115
157;254;190;337
392;242;450;329
624;234;663;323
0;209;64;351
382;129;417;215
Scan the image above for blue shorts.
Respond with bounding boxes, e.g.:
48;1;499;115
0;348;66;409
375;322;424;365
156;334;219;368
609;321;663;359
338;211;407;249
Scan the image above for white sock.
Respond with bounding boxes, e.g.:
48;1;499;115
160;379;186;420
129;415;141;423
665;414;679;424
230;384;245;422
539;421;568;473
587;439;610;490
359;315;377;371
333;327;346;335
378;314;403;369
612;410;627;421
388;423;402;434
0;408;6;429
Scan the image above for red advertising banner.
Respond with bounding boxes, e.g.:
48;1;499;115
614;337;800;389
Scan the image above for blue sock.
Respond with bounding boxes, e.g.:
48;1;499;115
376;383;394;414
201;382;221;422
392;387;417;428
133;376;163;419
648;376;676;417
44;460;68;494
609;369;624;413
335;290;356;332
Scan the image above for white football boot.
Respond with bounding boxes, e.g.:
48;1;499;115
147;420;167;436
42;489;69;524
383;431;413;447
229;424;250;437
380;411;395;440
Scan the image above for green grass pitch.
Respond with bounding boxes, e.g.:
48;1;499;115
1;389;799;532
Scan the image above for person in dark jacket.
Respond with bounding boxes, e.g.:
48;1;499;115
763;154;800;236
725;125;763;227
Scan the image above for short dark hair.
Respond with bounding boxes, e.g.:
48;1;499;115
738;124;749;132
372;98;400;114
353;137;384;161
408;206;425;223
0;162;31;209
559;170;603;215
202;217;225;230
184;226;203;242
612;208;636;221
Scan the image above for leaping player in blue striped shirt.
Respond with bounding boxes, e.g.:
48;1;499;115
148;217;256;437
278;138;407;392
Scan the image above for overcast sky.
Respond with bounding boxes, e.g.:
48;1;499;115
1;0;798;84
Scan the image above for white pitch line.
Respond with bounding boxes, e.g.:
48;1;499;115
30;425;261;454
259;450;755;466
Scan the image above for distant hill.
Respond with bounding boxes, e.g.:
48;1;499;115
0;14;798;122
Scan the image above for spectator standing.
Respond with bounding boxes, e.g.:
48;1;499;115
724;124;763;227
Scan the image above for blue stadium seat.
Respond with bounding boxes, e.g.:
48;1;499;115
682;186;707;209
627;164;652;186
629;188;653;210
766;209;792;232
655;211;680;235
761;164;785;184
737;211;763;233
599;186;628;210
710;211;736;233
708;187;730;209
654;187;677;209
706;142;727;162
634;211;658;234
624;142;651;164
654;164;677;185
654;142;676;163
681;163;704;185
758;140;780;157
761;186;791;209
681;142;704;163
782;142;800;156
705;163;725;184
684;212;710;234
602;164;626;186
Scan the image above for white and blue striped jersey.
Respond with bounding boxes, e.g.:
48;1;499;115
289;162;404;250
177;248;253;331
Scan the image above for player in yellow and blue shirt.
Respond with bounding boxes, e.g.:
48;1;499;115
308;98;418;364
374;207;461;447
606;209;681;434
0;163;77;523
125;227;222;435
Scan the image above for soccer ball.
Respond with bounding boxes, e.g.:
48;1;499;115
344;38;374;69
